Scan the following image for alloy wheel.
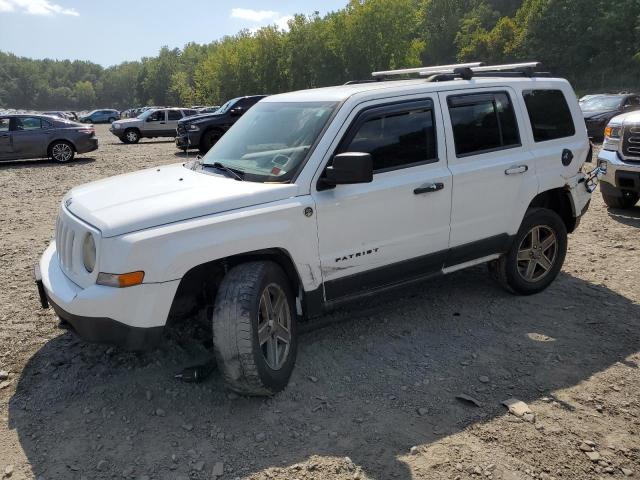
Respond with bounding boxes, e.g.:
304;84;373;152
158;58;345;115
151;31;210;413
516;225;558;282
51;143;73;162
257;283;292;370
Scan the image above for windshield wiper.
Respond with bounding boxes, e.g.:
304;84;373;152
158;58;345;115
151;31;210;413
210;162;244;181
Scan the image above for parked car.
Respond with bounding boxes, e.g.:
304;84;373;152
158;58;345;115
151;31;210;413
0;114;98;162
175;96;267;152
581;93;640;140
80;109;120;124
109;107;198;143
35;62;595;395
598;110;640;208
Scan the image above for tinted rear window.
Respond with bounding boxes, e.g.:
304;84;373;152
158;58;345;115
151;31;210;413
523;90;575;142
448;92;520;157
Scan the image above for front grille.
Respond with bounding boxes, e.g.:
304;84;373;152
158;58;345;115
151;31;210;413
177;124;186;135
55;214;76;273
622;124;640;160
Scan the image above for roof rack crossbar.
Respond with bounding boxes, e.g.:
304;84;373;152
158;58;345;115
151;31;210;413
419;62;543;78
371;62;484;79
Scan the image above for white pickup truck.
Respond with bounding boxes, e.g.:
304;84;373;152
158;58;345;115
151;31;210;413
36;62;596;395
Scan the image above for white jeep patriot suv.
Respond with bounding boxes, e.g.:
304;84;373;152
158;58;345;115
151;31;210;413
36;63;596;395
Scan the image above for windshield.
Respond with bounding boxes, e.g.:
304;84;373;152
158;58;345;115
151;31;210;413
215;99;238;115
581;96;623;111
137;109;155;119
202;101;337;182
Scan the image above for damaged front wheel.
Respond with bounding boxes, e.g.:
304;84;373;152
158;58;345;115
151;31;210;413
212;261;298;396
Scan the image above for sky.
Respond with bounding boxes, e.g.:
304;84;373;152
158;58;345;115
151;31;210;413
0;0;347;66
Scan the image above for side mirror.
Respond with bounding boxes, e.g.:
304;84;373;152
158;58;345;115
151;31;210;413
321;152;373;187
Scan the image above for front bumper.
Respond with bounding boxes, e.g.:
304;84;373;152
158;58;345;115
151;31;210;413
109;128;124;139
37;242;179;350
597;149;640;193
175;130;200;149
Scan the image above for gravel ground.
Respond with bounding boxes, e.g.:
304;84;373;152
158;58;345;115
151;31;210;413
0;125;639;480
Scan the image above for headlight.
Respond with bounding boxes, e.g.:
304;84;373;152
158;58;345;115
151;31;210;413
604;125;621;138
603;124;622;151
82;234;96;273
188;124;200;131
113;123;121;129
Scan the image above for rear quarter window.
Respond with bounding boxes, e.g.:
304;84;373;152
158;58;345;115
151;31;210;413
523;90;575;142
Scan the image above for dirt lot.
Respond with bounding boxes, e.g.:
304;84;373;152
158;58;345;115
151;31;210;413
0;125;639;480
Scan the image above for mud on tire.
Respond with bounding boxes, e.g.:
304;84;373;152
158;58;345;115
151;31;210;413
212;261;297;396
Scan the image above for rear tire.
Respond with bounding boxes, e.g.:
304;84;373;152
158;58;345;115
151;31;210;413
602;189;639;209
108;117;116;123
212;261;297;396
123;129;140;144
199;130;221;154
49;141;75;163
489;208;567;295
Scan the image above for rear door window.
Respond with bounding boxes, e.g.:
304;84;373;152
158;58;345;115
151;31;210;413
522;90;576;142
167;110;182;121
447;92;520;157
0;118;9;131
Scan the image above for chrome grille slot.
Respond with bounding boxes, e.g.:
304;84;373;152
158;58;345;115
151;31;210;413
54;207;97;287
622;124;640;160
56;211;77;275
66;231;75;270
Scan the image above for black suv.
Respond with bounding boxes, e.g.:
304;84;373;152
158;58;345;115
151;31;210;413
175;95;267;153
581;93;640;140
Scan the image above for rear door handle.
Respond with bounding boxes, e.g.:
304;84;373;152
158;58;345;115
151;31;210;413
414;182;444;195
505;165;528;175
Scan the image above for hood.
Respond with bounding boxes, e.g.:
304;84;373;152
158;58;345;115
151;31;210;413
582;109;619;120
64;163;299;238
610;110;640;125
181;112;222;124
113;118;141;126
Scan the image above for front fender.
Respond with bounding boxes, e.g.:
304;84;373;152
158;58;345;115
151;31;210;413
98;197;322;292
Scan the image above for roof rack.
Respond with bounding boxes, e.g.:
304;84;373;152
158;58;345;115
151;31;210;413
429;62;543;80
368;61;545;82
371;62;484;79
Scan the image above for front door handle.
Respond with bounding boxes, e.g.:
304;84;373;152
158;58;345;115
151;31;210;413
159;122;166;124
505;165;528;175
414;182;444;195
